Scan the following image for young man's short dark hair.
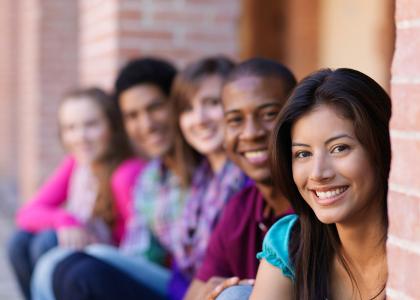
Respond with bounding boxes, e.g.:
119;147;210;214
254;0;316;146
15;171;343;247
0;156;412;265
114;57;177;100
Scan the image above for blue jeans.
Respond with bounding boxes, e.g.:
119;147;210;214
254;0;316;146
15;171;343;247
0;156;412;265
216;285;253;300
31;247;74;300
85;244;171;294
31;244;171;300
53;252;169;300
7;229;58;300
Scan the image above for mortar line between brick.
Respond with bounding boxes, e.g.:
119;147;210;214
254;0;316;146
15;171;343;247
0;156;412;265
389;183;420;198
391;76;420;84
397;18;420;29
390;130;420;140
388;235;420;255
386;288;415;300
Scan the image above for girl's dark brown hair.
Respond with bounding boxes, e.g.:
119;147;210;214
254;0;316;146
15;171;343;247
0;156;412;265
271;68;391;299
61;87;134;230
171;56;235;184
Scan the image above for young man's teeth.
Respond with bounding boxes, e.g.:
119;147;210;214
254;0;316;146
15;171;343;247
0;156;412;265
244;150;267;159
315;187;346;199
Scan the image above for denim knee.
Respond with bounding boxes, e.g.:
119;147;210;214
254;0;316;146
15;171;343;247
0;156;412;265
29;230;58;265
7;230;33;265
216;285;253;300
31;247;74;300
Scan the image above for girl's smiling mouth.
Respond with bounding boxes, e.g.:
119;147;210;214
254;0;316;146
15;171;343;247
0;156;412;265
310;186;349;205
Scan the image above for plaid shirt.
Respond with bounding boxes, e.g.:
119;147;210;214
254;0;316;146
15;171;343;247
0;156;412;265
120;159;189;263
173;160;247;278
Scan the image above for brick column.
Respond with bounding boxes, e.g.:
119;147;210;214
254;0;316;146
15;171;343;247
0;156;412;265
78;0;120;89
79;0;240;90
387;0;420;298
0;0;18;176
17;0;79;200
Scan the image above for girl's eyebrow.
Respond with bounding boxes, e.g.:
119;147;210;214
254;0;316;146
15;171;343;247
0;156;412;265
325;134;354;145
292;134;354;148
202;96;220;101
292;142;309;147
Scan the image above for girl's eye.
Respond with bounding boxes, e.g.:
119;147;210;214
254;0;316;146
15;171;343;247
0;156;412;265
86;119;99;127
62;124;75;132
294;151;311;159
331;145;350;153
208;98;220;106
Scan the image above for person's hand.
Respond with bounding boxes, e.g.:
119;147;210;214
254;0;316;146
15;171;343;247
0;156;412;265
197;276;227;299
57;227;93;249
207;276;255;300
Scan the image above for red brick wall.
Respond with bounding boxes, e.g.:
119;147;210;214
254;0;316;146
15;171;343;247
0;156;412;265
79;0;240;89
387;0;420;298
78;0;120;89
117;0;240;66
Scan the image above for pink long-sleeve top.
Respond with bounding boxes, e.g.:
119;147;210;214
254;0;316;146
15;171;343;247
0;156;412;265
16;156;145;245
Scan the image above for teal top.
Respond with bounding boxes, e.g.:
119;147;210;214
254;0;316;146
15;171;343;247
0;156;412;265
256;214;298;280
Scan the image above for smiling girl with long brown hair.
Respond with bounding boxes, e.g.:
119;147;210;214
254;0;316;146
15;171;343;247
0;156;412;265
251;68;391;300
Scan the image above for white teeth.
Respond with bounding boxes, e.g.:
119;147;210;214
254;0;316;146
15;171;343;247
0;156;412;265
315;187;347;199
198;128;213;135
244;150;267;159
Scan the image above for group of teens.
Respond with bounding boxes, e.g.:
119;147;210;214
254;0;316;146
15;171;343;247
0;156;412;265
8;55;391;300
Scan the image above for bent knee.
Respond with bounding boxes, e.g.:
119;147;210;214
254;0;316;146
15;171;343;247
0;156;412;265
216;285;253;300
7;230;32;261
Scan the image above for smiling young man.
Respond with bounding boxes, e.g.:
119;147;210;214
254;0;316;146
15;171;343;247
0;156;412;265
184;58;297;300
